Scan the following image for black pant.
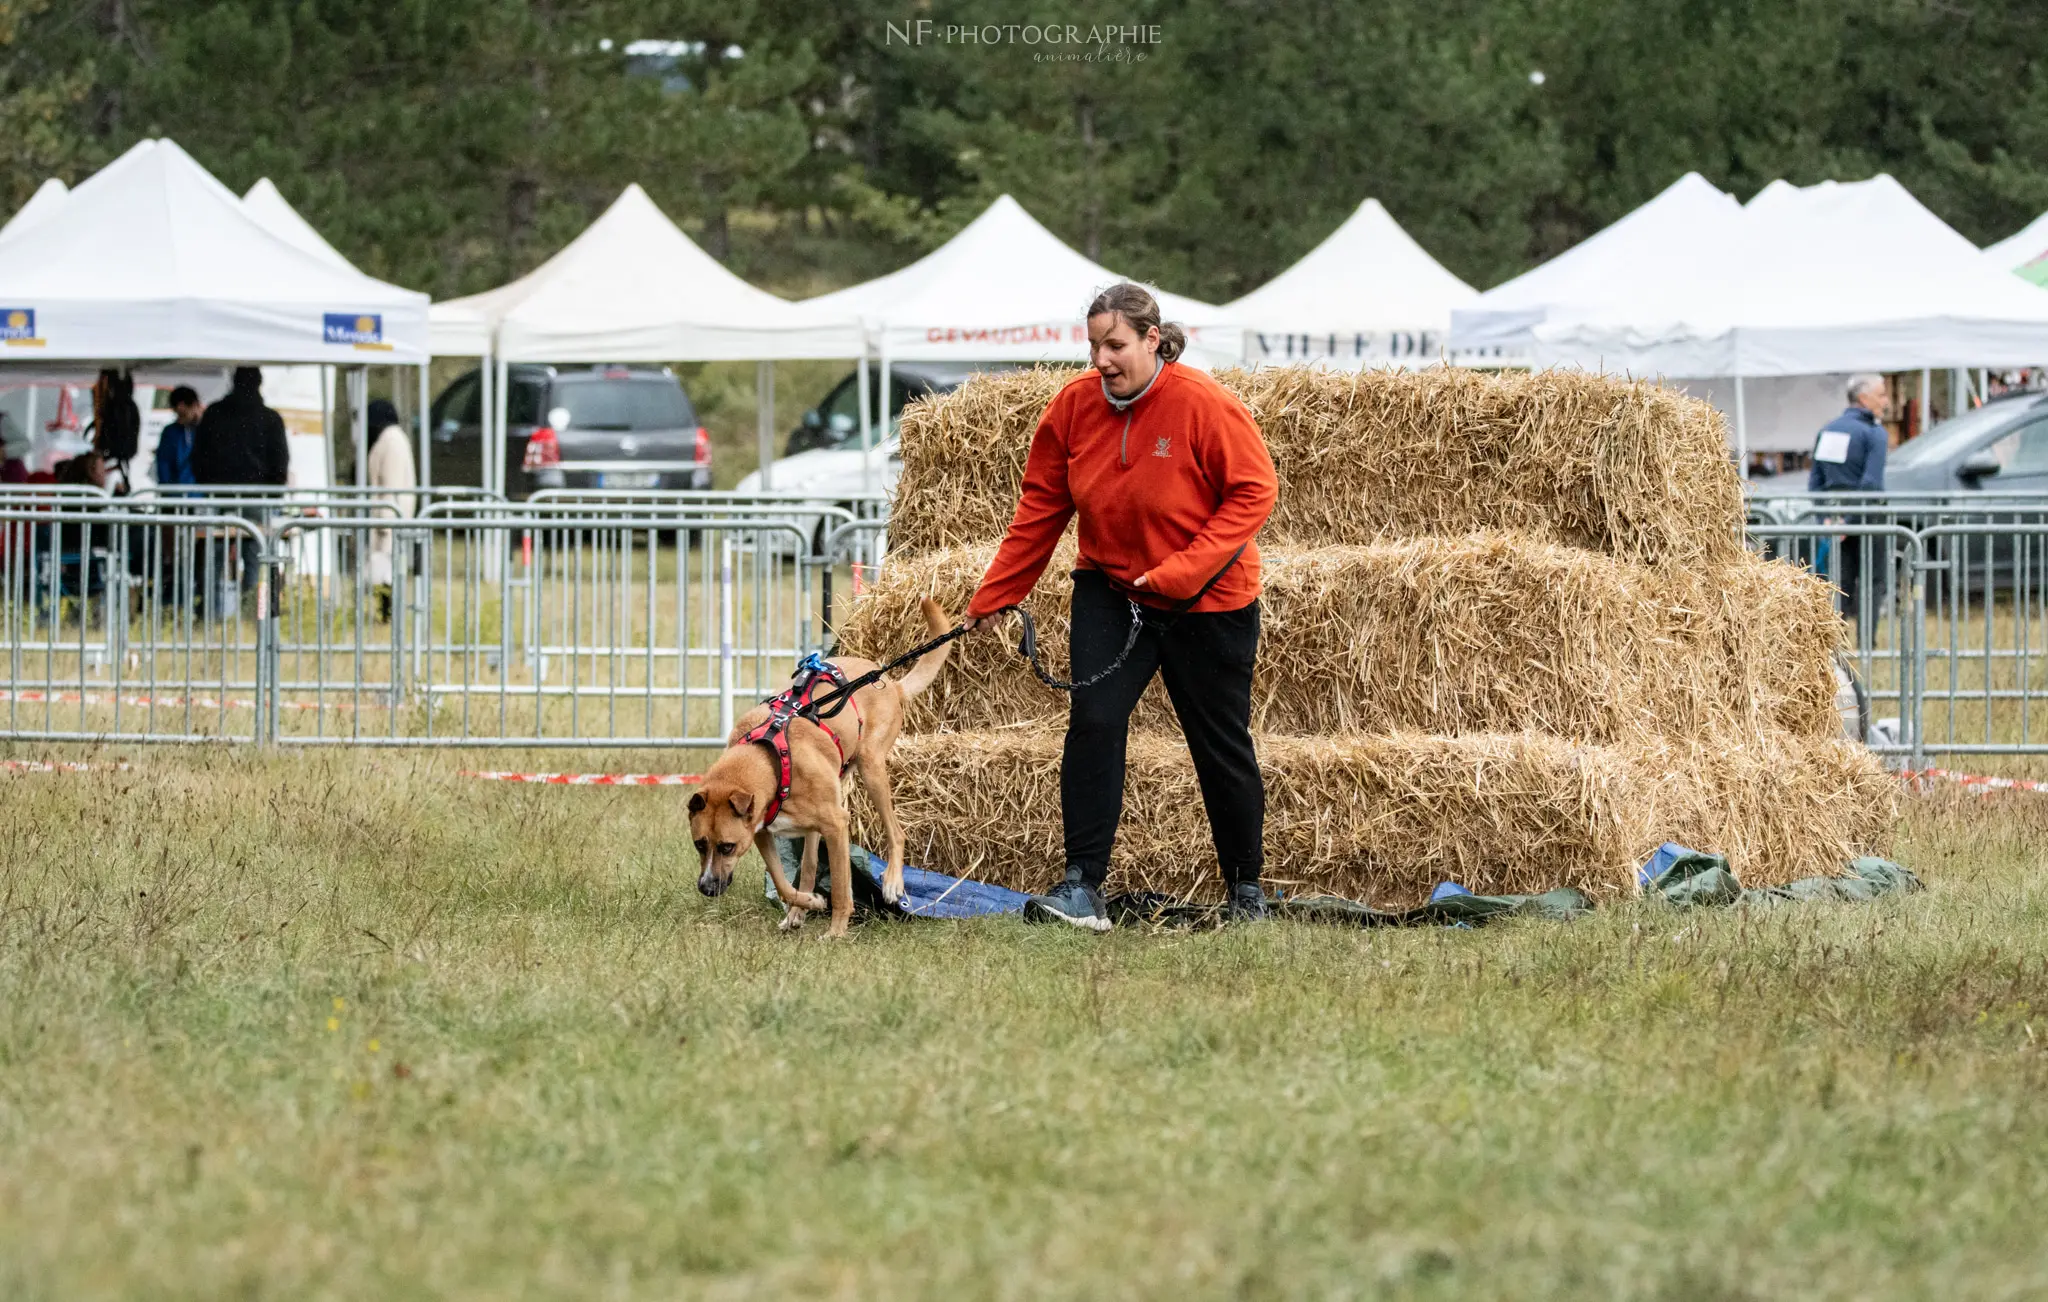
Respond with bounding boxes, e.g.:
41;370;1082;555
1062;569;1264;889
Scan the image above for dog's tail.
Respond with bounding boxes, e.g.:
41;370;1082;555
894;598;955;699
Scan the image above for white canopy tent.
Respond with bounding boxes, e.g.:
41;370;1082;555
1531;174;2048;466
1449;173;1742;364
0;139;428;366
802;195;1242;484
0;178;67;244
1224;199;1479;368
0;141;427;518
433;184;862;492
240;177;424;489
1983;210;2048;276
804;195;1240;367
243;177;353;270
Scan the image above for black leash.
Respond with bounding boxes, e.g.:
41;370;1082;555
1010;600;1145;691
801;543;1249;713
802;622;973;719
1011;542;1249;692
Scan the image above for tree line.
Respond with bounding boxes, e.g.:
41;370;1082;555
6;0;2047;304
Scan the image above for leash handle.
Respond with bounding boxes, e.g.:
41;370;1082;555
1009;600;1144;692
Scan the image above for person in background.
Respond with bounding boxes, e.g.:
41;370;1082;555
363;398;416;621
1808;373;1889;640
191;366;288;487
0;413;27;484
154;385;202;489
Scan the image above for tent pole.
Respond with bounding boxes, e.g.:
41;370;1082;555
874;330;892;496
1733;375;1748;479
494;353;510;500
755;360;774;490
418;361;432;489
352;367;369;488
1919;368;1931;435
477;349;493;494
856;326;872;495
320;365;331;483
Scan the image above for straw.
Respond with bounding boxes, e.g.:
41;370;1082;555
852;727;1896;909
840;534;1842;741
889;366;1746;568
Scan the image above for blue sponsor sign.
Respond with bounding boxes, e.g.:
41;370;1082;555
0;308;37;342
323;312;386;347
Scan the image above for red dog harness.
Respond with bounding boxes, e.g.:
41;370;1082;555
738;655;863;827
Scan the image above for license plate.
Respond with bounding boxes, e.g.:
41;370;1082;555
598;472;660;489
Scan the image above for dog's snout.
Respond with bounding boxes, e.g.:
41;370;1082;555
698;870;727;898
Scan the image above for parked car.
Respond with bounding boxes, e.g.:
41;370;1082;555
429;364;710;497
783;362;1018;457
738;362;1019;552
1748;390;2048;593
1750;390;2048;514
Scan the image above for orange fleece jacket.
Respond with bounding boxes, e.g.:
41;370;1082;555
966;363;1278;617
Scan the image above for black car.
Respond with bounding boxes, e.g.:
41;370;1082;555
784;362;1017;457
429;364;711;496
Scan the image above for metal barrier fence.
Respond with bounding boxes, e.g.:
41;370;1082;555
9;486;2048;764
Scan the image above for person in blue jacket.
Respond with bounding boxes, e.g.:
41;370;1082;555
153;385;202;489
1807;373;1889;637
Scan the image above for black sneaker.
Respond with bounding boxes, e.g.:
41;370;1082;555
1023;873;1111;932
1226;881;1272;923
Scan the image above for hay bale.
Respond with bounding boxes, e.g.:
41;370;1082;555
841;535;1842;741
888;366;1745;567
851;727;1895;909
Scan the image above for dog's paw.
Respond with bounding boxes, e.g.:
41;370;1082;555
881;876;904;905
804;892;828;912
778;907;807;932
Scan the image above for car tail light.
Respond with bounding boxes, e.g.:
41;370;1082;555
523;425;560;470
693;425;711;465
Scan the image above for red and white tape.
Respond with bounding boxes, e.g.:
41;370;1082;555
1903;767;2048;796
462;770;702;786
0;689;377;712
0;758;129;773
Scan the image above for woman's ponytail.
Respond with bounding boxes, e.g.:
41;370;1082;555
1087;282;1185;362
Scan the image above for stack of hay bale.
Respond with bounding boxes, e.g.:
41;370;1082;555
839;367;1896;907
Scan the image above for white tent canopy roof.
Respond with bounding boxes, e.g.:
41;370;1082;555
0;178;68;244
1450;172;1741;361
1531;173;2048;376
1983;210;2048;274
0;139;427;364
243;178;355;271
1224;199;1476;368
802;194;1242;366
434;184;860;361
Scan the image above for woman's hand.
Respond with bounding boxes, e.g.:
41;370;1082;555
962;612;1004;635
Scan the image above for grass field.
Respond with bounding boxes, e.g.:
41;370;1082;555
3;747;2047;1299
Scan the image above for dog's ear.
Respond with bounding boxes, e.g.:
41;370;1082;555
728;791;754;821
687;791;706;814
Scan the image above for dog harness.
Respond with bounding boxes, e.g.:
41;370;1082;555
738;652;863;827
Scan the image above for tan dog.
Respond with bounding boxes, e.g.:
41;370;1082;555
689;598;953;938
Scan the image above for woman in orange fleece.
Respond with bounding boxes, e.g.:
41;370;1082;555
964;283;1278;930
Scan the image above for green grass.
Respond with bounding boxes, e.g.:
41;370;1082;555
3;747;2047;1299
